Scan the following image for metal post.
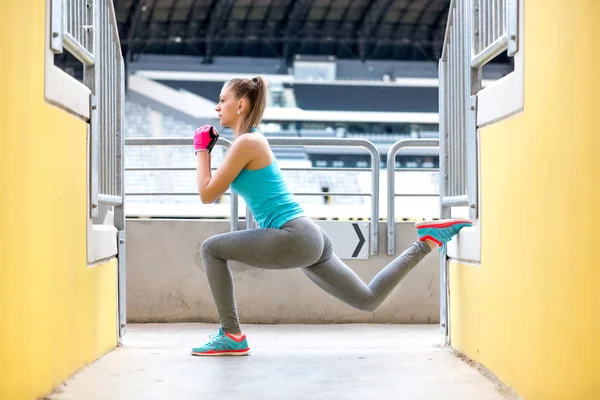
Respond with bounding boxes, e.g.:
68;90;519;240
386;139;440;255
89;93;99;218
245;207;255;230
50;0;63;52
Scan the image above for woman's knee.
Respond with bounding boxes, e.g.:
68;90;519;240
200;235;220;260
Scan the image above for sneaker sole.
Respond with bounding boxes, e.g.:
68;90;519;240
191;349;250;357
415;218;473;230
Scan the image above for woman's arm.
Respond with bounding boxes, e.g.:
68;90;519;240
196;135;256;204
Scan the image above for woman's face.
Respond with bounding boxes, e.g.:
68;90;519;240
215;85;239;128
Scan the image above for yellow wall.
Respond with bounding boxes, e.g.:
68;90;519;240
0;1;118;399
450;0;599;399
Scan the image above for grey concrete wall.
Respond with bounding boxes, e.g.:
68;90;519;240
126;220;440;324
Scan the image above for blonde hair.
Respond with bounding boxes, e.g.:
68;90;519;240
225;76;267;134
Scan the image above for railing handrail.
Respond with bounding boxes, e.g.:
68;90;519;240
107;0;123;56
386;139;440;255
440;0;456;61
125;136;381;256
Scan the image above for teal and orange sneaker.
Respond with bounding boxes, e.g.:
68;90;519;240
191;327;250;356
415;219;473;251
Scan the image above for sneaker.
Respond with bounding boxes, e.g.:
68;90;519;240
415;219;473;250
191;327;250;356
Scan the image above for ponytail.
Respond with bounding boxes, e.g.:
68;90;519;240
225;76;268;134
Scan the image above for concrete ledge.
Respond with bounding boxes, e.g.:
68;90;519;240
126;220;440;323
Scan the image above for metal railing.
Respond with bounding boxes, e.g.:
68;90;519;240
440;0;519;221
94;0;124;209
124;137;381;256
386;139;440;255
437;0;519;339
51;0;126;336
471;0;519;69
439;0;477;218
51;0;95;65
50;0;125;217
124;137;239;232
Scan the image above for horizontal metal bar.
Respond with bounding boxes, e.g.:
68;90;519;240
125;137;232;147
395;168;439;172
471;34;508;68
126;191;370;197
393;193;439;197
267;137;374;148
125;167;375;172
125;166;439;173
294;192;370;196
127;192;230;196
98;194;123;206
281;167;372;172
441;195;469;207
125;167;197;172
63;32;95;66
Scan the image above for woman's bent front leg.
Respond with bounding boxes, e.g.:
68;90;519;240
200;217;323;333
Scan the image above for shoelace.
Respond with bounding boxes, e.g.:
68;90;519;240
205;332;238;350
206;333;227;347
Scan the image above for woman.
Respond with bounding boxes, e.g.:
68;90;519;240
191;76;472;356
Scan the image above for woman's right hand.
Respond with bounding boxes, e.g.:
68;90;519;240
194;125;219;153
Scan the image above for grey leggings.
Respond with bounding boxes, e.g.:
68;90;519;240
201;216;431;333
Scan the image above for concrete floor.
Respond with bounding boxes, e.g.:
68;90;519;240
50;324;513;400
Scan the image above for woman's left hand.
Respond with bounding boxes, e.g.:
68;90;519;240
194;125;219;153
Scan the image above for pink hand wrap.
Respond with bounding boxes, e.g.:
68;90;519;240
194;125;219;153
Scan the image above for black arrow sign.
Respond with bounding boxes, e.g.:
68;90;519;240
352;223;366;257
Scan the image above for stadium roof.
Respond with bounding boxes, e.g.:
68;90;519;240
114;0;452;64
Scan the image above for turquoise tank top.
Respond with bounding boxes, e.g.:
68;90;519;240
230;157;304;229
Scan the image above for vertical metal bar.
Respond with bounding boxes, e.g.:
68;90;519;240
449;38;454;197
114;44;117;195
230;193;238;231
439;229;451;339
439;26;453;334
108;17;113;196
115;63;125;227
78;0;82;44
72;0;76;39
488;0;493;47
102;2;106;195
103;4;108;196
386;149;396;256
477;0;483;55
66;0;71;38
90;93;99;218
466;0;479;219
452;21;458;197
455;16;461;198
472;0;478;57
117;230;127;339
459;0;465;196
484;0;489;48
439;59;447;202
246;207;255;229
454;3;459;197
371;142;380;257
448;35;453;197
497;0;502;38
50;0;63;52
507;0;519;56
73;0;77;43
114;49;117;195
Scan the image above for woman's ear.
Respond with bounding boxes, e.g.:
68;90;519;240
237;98;246;115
